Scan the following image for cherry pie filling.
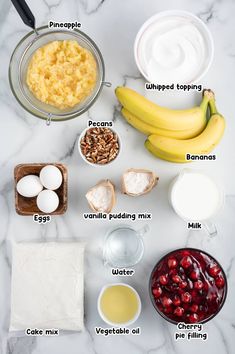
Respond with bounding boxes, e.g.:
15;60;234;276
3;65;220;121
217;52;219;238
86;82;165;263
150;249;226;323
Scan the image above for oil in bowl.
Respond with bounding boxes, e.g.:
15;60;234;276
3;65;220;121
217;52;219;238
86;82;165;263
98;283;141;326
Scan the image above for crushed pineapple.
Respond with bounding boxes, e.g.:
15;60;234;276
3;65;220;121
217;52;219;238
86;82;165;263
26;40;97;110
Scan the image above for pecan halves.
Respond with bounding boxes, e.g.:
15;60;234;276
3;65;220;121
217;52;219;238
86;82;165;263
80;127;120;165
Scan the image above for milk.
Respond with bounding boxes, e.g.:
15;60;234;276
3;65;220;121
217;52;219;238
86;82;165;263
170;170;223;222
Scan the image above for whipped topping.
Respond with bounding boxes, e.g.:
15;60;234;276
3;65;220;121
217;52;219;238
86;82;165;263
137;15;210;84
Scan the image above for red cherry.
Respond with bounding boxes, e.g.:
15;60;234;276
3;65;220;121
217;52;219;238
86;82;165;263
152;287;162;298
194;280;204;290
183;303;190;311
189;313;199;323
190;304;199;313
173;295;181;306
180;256;192;269
215;275;225;288
179;281;188;289
208;264;221;277
190;270;200;280
181;292;192;303
169;269;177;277
174;307;184;317
159;274;168;285
168;257;178;269
164;306;173;314
178;288;184;296
161;296;172;307
172;275;182;283
191;290;198;298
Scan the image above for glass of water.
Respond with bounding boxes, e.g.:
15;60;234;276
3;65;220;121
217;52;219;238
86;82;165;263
103;224;149;268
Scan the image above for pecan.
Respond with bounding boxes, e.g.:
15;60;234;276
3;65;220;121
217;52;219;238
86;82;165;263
97;159;108;164
80;127;119;165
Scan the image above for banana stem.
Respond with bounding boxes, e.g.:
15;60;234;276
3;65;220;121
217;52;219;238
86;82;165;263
203;89;215;102
200;89;212;115
208;98;218;115
202;89;218;116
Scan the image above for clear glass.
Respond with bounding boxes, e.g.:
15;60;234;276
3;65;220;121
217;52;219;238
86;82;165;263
9;26;105;122
103;224;149;268
169;169;224;237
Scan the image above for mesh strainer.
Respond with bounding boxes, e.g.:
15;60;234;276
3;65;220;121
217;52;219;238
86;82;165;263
9;0;109;124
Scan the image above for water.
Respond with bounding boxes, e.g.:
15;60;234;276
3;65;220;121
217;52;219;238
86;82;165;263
103;226;145;268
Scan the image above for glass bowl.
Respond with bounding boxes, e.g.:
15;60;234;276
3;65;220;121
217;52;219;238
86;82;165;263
149;248;227;325
9;26;107;123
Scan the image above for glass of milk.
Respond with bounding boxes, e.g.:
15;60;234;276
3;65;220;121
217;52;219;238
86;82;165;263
169;169;224;237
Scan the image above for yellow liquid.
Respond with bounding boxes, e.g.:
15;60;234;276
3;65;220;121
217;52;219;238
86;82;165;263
100;285;139;324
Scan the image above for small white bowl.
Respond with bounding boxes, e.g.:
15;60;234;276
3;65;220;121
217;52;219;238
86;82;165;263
134;10;214;84
78;126;121;167
97;283;141;327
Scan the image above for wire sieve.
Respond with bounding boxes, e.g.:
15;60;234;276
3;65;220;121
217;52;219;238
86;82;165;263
9;0;110;124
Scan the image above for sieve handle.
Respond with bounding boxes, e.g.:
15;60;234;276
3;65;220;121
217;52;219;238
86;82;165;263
11;0;36;30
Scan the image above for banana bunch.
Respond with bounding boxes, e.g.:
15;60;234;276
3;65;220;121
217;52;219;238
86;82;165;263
115;87;225;163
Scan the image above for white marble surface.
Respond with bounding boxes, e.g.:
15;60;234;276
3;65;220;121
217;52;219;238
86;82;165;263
0;0;235;353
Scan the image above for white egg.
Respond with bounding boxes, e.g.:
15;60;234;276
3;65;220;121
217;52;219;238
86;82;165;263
17;175;43;198
40;165;63;190
36;190;59;214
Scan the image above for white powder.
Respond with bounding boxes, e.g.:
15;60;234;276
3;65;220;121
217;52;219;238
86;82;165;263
10;242;84;331
124;172;152;194
86;185;112;212
171;172;222;221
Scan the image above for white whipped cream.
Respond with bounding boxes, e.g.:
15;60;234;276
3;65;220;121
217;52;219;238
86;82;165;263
137;15;209;84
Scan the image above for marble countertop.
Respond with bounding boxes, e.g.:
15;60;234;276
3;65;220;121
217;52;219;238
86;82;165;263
1;0;235;353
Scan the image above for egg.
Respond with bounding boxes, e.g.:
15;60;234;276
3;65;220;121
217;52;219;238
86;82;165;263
36;190;59;214
17;175;43;198
40;165;63;190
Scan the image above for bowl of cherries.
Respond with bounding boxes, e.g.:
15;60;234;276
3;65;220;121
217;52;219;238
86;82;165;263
149;248;227;324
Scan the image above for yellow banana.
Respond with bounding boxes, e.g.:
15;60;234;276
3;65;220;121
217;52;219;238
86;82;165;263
145;113;225;163
115;87;211;131
121;107;207;139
